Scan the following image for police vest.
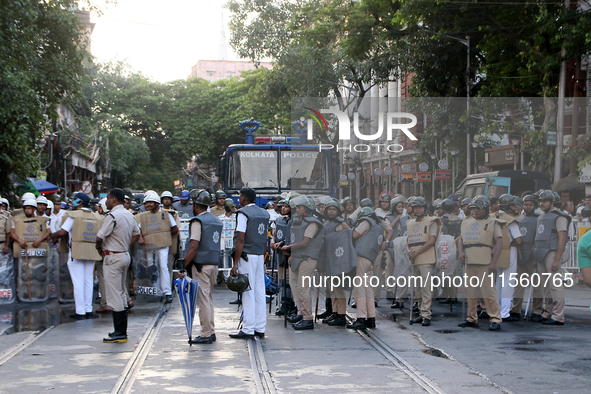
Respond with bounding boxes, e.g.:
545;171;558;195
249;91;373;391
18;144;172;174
533;209;571;263
518;213;538;264
12;214;49;258
495;212;518;269
275;216;291;266
65;209;103;261
234;205;270;255
188;212;223;265
164;209;180;255
290;216;324;271
139;210;173;250
0;212;10;243
406;216;442;265
441;214;462;239
353;217;384;263
461;216;504;265
385;214;405;237
322;218;345;236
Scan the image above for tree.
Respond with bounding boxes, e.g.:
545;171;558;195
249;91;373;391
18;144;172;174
0;0;89;194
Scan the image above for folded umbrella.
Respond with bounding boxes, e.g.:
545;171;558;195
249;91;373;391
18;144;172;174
174;276;199;345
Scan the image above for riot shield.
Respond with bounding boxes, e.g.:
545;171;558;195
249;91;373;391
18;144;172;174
0;251;16;305
48;244;58;299
391;237;411;278
436;235;458;275
133;243;162;300
58;252;74;303
17;246;49;303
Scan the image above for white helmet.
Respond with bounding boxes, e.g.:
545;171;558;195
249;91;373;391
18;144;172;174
161;191;173;198
99;197;109;213
23;199;38;208
143;191;161;204
0;198;9;209
46;201;54;211
36;195;48;205
21;192;36;201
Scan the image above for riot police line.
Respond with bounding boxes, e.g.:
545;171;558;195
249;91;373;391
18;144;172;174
258;189;590;331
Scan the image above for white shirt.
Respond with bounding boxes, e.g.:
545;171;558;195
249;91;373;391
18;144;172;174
236;203;256;233
267;209;280;221
374;208;387;218
458;210;466;219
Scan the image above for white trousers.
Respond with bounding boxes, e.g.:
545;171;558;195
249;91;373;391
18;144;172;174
496;246;518;318
237;254;266;335
152;247;172;296
67;255;95;315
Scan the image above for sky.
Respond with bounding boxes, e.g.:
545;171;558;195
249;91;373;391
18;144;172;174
90;0;238;82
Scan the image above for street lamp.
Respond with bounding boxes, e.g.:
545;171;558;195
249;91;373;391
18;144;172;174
450;148;460;191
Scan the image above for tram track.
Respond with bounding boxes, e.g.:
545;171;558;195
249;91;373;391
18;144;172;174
345;313;447;394
248;336;277;394
111;303;169;394
0;326;55;367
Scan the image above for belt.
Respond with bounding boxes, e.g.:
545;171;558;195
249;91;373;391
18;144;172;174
104;250;127;255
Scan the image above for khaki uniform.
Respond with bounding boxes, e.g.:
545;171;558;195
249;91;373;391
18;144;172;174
372;219;393;301
353;220;375;319
406;216;441;319
97;205;140;312
460;216;503;324
0;211;10;251
210;206;225;218
292;223;320;321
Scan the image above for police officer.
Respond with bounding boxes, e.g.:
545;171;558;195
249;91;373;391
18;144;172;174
95;198;113;313
36;195;49;217
405;197;442;327
319;199;352;326
51;192;103;319
96;188;140;343
281;196;324;330
533;190;570;325
460;198;471;218
375;194;392;218
386;195;409;307
458;196;503;331
160;191;175;211
0;199;11;256
229;188;270;339
138;191;178;303
210;191;227;217
183;189;223;344
341;196;357;226
271;200;292;316
10;199;52;253
173;190;194;217
368;201;395;306
509;194;543;321
161;191;181;285
439;198;462;304
347;207;384;330
220;198;237;218
494;194;522;321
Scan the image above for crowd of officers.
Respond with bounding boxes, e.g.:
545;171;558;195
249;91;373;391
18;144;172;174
2;186;590;343
268;189;588;332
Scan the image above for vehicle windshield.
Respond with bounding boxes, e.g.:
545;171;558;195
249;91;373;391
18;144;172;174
228;150;278;189
281;150;329;191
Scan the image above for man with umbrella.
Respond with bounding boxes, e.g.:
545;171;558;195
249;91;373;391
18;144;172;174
182;189;223;344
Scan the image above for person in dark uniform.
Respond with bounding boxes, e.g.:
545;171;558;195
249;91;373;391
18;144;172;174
183;189;223;344
229;188;270;339
96;188;140;343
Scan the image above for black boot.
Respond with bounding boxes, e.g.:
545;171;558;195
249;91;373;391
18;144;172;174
322;312;338;324
327;314;347;326
317;298;333;319
346;318;367;330
366;317;376;328
104;311;127;343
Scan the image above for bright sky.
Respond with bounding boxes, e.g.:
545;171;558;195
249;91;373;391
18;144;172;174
90;0;238;82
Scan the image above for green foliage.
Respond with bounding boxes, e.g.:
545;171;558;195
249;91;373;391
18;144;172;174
0;0;88;193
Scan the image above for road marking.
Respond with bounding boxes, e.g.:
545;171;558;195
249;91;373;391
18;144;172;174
248;337;277;394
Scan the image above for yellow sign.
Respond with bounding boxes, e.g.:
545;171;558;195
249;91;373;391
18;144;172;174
577;226;591;240
339;181;349;186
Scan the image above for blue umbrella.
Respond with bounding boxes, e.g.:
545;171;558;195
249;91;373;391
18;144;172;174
174;276;199;345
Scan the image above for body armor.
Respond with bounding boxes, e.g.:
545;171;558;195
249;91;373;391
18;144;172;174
67;209;103;261
234;205;270;255
275;216;291;267
353;217;384;263
533;209;571;263
461;217;504;265
188;212;223;265
139;210;173;250
518;213;538;265
495;212;517;269
290;216;324;271
406;216;442;265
